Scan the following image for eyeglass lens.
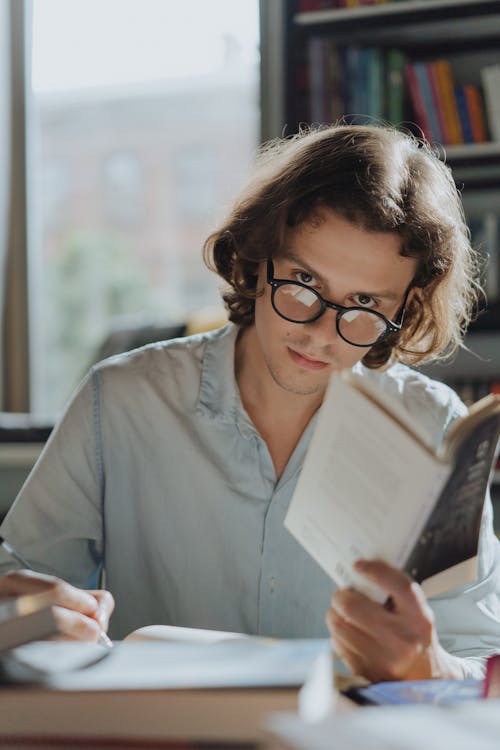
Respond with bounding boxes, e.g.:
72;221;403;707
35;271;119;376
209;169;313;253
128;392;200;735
274;284;388;346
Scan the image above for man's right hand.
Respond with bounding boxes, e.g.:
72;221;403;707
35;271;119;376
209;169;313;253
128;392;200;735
0;569;115;642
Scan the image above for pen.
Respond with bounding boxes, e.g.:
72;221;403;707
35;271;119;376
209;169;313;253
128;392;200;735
0;535;113;649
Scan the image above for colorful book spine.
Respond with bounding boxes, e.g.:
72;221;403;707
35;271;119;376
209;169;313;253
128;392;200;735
413;62;442;142
426;62;450;144
433;59;463;145
463;84;488;143
404;63;433;142
455;85;474;144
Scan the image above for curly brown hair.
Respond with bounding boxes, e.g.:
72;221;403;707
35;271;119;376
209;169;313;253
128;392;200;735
203;124;481;368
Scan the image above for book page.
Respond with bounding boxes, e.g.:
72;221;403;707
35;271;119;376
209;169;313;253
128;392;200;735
285;375;450;601
124;625;253;644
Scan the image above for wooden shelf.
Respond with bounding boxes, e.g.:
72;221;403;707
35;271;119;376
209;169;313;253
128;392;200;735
442;142;500;161
0;443;43;468
295;0;500;28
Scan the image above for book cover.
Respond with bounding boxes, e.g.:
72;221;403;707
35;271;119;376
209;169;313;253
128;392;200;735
484;653;500;698
0;639;330;743
284;372;500;601
347;678;482;705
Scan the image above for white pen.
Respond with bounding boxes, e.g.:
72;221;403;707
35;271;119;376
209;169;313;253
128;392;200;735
0;535;113;649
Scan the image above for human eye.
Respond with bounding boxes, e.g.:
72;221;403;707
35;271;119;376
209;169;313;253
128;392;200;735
351;293;378;309
293;270;318;287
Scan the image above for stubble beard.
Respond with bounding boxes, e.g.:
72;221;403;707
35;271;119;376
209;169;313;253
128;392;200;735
263;350;335;397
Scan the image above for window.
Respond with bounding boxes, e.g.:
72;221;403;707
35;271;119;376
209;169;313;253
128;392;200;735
29;0;260;415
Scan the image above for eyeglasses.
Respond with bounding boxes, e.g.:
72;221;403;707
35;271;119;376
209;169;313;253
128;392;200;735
266;259;410;348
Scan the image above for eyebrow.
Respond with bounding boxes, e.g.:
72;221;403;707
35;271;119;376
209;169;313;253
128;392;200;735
280;251;401;302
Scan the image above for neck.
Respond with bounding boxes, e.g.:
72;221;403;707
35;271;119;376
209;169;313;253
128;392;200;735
235;326;323;427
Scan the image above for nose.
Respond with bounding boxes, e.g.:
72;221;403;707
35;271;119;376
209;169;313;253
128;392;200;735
307;307;339;348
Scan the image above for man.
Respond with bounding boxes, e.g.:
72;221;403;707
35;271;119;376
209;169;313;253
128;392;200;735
1;124;499;680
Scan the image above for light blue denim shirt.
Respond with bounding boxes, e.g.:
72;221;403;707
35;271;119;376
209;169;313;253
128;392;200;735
1;323;500;675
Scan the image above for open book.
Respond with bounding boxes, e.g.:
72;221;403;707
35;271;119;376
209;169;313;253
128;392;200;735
285;371;500;601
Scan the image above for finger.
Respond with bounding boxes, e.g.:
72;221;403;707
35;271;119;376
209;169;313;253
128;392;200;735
88;589;115;630
326;607;369;660
326;608;384;681
354;560;423;612
52;606;103;642
327;606;415;683
330;587;394;635
0;569;59;598
0;570;98;616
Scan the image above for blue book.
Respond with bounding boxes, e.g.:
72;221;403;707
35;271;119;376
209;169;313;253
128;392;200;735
347;678;482;705
455;84;474;144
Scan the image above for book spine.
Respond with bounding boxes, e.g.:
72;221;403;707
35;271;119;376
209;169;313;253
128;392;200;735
308;37;326;124
426;62;449;144
386;49;406;125
463;84;488;143
434;59;463;145
368;48;384;120
329;44;345;123
404;63;432;142
480;64;500;142
455;85;474;144
414;62;442;142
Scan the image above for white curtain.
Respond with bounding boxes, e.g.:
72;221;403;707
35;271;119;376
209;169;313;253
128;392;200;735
1;0;30;412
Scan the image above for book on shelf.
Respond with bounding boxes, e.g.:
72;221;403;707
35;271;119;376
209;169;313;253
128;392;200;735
285;371;500;602
455;85;474;144
481;64;500;142
386;49;406;125
0;632;331;744
414;62;443;143
404;63;433;142
463;84;488;143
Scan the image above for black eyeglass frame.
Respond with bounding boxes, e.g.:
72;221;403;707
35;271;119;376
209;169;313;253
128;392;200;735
266;259;411;348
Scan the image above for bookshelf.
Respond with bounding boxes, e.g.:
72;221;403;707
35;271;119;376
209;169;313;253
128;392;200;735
260;0;500;514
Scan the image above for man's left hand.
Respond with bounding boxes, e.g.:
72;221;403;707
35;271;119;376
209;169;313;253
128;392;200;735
326;559;465;682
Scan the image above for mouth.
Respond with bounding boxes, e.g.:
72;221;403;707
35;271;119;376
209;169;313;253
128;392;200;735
287;347;330;371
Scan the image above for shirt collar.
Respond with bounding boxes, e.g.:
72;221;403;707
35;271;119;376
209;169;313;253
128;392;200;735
196;322;249;425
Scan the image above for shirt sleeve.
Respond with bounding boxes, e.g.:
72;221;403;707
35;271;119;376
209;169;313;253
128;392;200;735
0;370;104;587
429;489;500;677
